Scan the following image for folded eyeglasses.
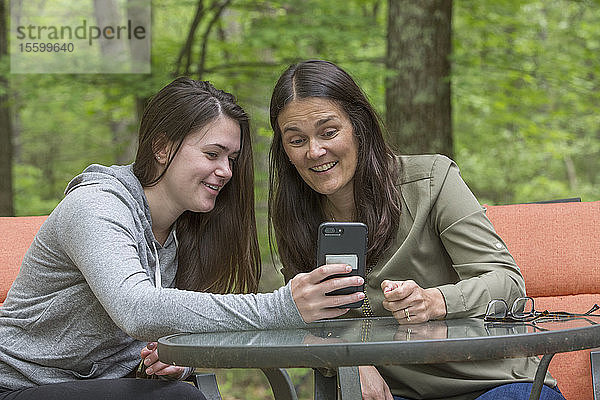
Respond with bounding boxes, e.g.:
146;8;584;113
484;296;600;323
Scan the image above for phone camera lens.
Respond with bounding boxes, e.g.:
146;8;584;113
324;227;336;234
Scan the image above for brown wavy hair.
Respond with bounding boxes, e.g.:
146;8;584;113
133;77;260;294
268;60;401;279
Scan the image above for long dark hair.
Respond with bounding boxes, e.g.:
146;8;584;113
133;77;260;293
268;60;401;278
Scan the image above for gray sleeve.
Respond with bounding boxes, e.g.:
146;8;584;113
55;187;305;341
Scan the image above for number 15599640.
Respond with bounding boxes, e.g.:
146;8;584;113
18;42;74;53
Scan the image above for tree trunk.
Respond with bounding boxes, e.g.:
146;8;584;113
127;0;150;73
94;0;140;164
125;0;152;163
385;0;453;158
0;0;14;216
93;0;128;62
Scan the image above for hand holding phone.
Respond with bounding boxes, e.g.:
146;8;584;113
317;222;367;308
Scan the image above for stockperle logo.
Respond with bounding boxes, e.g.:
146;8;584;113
10;0;151;74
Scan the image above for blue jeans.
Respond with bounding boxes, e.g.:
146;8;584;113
393;382;565;400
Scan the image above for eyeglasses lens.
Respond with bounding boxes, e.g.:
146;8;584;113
511;297;534;318
486;300;508;319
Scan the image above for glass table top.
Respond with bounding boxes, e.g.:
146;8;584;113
158;316;600;368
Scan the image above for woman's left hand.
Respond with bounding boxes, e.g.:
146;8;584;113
381;280;447;324
140;342;186;378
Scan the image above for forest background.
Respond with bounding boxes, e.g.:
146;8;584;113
1;0;599;399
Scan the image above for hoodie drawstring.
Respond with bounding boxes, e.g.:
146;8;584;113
152;230;178;290
152;242;161;289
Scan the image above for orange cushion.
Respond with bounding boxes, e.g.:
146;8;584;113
485;202;600;400
484;201;600;298
0;216;47;305
551;350;593;400
536;294;599;400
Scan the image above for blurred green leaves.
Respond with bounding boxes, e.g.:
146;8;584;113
6;0;599;217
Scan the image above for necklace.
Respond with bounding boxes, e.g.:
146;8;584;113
324;198;355;222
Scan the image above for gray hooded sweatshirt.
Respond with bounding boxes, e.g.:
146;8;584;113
0;164;304;390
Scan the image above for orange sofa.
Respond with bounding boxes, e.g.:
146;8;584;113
485;200;600;400
0;216;47;307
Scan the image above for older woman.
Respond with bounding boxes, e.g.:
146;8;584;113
268;60;565;400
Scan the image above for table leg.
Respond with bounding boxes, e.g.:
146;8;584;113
338;366;362;400
260;368;298;400
192;373;222;400
314;369;337;400
528;353;555;400
591;351;599;400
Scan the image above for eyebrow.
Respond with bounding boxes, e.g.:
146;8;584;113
282;115;338;134
282;126;301;134
207;143;240;155
315;116;336;127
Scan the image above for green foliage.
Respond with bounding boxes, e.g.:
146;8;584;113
4;0;600;398
11;74;138;213
13;164;61;215
6;0;599;263
196;368;313;400
6;0;598;254
165;366;319;400
453;0;600;204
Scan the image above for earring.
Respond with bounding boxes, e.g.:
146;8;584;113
155;154;161;161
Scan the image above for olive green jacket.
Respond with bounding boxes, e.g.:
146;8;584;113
286;155;555;400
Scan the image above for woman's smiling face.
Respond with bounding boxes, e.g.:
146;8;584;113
159;115;241;215
278;97;358;198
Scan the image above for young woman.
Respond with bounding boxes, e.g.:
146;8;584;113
0;77;364;400
268;60;566;400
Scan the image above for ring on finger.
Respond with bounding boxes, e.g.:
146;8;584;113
404;308;411;322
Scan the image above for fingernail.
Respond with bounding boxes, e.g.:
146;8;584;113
383;286;391;293
144;358;151;366
146;368;153;374
346;265;352;272
147;343;156;350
